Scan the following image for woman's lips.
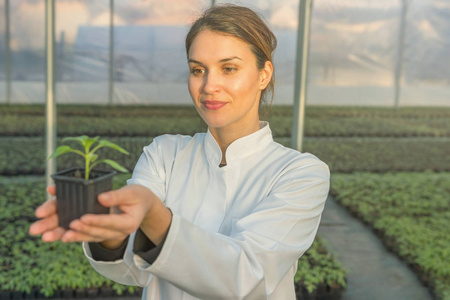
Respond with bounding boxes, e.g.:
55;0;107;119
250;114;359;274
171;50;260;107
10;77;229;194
202;101;227;110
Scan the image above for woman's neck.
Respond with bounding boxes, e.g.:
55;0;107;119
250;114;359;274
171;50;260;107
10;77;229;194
209;121;261;165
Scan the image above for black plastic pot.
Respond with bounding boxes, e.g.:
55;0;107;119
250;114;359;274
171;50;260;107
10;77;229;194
51;168;116;229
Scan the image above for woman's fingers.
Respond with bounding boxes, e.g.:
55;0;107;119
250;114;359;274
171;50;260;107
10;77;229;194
66;218;129;243
42;227;66;242
29;196;65;242
35;198;57;219
29;212;66;243
61;186;153;243
98;185;152;210
47;185;56;196
29;212;60;236
78;213;137;235
31;184;155;244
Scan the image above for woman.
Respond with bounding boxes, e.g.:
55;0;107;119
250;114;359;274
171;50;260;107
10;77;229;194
30;4;329;299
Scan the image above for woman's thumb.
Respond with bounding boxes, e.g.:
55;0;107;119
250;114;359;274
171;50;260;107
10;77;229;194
98;191;116;207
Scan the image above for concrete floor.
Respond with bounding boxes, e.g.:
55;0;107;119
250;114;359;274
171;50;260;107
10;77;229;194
318;195;434;300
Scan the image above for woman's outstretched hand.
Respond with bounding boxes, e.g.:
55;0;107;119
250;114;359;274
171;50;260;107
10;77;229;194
29;184;172;250
28;185;66;242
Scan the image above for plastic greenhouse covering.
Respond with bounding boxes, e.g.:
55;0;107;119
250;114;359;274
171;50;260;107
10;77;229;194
0;0;449;106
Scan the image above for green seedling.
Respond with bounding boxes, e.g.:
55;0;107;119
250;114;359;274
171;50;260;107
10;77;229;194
49;135;129;180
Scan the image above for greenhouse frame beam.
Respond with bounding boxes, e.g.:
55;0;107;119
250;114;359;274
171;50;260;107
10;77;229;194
45;0;56;193
5;0;11;104
394;0;407;108
108;0;114;105
291;0;312;152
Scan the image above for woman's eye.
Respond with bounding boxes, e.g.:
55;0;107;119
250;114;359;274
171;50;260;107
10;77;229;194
191;68;205;76
223;67;237;74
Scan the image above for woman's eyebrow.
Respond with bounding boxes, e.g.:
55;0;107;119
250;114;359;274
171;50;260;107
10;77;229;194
219;56;242;63
188;59;203;64
188;56;243;64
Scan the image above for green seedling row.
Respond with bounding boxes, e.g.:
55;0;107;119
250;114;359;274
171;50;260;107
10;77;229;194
0;177;138;297
1;105;449;138
2;104;450;118
1;137;449;176
331;172;450;300
0;175;346;297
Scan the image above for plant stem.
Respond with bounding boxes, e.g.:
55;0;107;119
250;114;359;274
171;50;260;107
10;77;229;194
85;149;90;180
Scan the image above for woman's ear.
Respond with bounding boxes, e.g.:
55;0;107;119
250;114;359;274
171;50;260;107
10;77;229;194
259;61;273;90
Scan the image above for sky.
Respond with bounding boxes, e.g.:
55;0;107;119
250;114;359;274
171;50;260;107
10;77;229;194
1;0;449;86
3;0;301;48
4;0;448;50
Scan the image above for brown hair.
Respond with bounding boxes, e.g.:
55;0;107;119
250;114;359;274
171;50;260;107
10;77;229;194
185;4;277;107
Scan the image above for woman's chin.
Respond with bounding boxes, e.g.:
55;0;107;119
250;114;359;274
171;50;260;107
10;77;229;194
200;115;230;130
205;122;228;131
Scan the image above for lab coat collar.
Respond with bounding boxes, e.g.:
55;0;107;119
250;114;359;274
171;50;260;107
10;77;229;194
205;121;273;167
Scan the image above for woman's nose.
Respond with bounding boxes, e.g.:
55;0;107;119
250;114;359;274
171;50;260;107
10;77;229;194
202;71;221;94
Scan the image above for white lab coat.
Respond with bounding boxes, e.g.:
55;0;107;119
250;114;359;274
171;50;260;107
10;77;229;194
83;122;330;300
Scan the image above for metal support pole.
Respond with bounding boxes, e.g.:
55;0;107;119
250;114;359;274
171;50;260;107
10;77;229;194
45;0;56;193
291;0;312;152
108;0;114;105
5;0;11;104
394;0;407;108
211;0;216;6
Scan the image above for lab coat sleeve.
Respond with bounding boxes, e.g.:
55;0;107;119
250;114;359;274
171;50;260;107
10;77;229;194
83;231;155;286
136;158;330;299
83;136;177;287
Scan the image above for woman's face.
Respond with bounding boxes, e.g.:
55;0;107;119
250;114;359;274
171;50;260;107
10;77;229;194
187;30;272;133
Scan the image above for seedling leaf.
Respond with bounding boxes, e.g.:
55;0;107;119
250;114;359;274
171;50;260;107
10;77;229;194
100;159;129;173
48;145;78;159
84;136;100;151
89;154;99;163
62;135;89;144
97;140;130;155
49;135;129;179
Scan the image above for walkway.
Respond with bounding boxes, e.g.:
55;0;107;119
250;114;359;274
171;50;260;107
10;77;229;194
318;195;434;300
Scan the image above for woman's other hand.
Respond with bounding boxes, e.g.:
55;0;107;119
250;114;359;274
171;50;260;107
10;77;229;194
29;185;67;242
60;185;171;249
29;184;172;250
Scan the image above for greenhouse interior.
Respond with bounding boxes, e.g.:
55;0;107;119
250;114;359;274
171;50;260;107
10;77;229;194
0;1;449;300
1;0;449;106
